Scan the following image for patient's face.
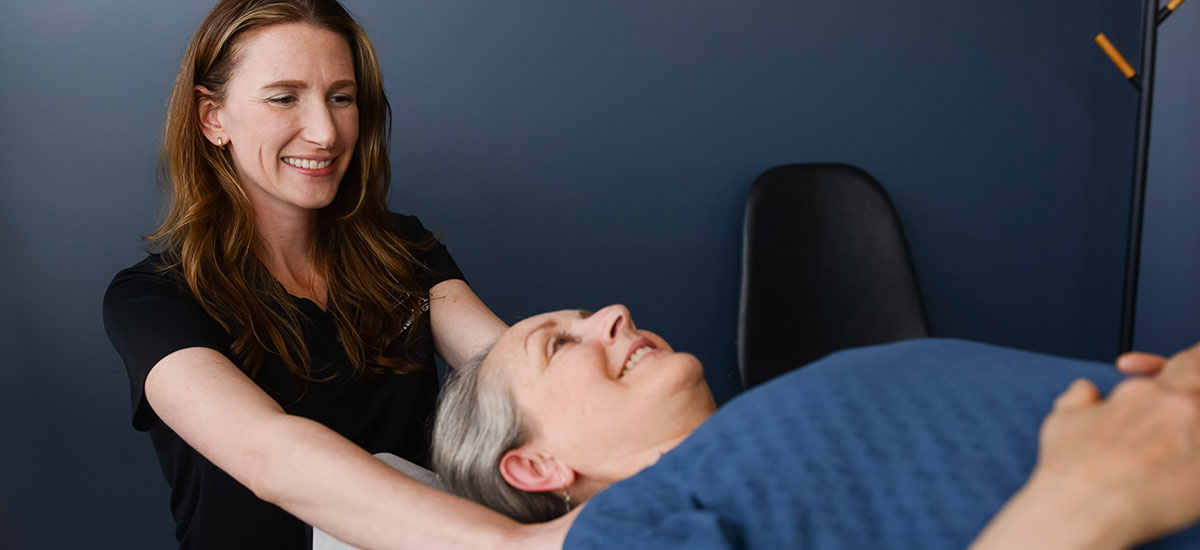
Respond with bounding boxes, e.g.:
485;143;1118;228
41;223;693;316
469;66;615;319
485;305;715;482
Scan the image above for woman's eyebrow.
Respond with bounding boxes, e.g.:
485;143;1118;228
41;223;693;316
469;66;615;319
259;79;307;91
521;311;588;361
258;79;356;91
523;319;557;360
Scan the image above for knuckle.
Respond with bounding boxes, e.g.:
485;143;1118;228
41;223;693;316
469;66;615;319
1167;353;1200;375
1113;377;1155;400
1162;392;1200;419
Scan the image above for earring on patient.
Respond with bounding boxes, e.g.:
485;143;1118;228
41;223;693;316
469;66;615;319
558;471;572;512
216;137;224;148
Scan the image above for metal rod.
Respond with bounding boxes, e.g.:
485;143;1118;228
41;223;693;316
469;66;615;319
1119;0;1161;353
1159;0;1186;23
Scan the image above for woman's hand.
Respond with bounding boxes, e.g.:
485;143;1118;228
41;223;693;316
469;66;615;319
973;344;1200;550
1034;376;1200;547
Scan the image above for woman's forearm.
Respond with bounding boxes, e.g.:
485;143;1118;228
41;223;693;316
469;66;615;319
257;414;527;550
970;471;1130;550
146;348;567;550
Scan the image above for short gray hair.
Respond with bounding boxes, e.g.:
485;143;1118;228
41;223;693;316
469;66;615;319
431;346;566;523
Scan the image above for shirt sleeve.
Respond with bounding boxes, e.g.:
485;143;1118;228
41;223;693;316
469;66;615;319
103;259;231;431
389;212;466;291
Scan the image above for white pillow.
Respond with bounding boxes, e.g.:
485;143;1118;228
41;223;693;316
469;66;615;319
311;453;445;550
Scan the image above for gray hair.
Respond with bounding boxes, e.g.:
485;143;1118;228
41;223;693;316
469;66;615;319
431;346;566;523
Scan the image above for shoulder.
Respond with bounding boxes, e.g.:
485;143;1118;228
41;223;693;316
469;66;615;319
383;210;466;289
103;254;216;333
102;253;229;357
104;254;190;307
386;211;438;243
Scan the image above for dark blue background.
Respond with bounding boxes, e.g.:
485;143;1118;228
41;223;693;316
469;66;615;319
0;1;1194;547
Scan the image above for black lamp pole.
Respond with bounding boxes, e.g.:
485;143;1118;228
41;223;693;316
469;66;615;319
1097;0;1187;353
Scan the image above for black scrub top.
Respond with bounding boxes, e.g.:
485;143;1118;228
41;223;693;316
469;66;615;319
103;213;463;549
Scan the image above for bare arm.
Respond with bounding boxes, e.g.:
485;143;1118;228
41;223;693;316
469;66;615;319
429;279;507;368
144;347;568;550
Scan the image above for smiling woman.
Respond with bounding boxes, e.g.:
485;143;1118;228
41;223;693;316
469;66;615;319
434;306;717;522
100;1;564;549
196;23;358;217
487;306;714;503
434;306;1200;549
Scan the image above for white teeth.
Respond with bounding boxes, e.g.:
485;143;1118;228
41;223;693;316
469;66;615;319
284;157;332;169
621;346;654;378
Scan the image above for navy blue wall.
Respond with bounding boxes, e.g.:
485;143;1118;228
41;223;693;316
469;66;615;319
3;1;1191;548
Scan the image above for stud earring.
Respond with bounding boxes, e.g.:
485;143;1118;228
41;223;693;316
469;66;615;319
557;471;572;512
216;137;224;148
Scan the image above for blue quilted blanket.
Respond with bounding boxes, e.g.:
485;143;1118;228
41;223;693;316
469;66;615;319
565;339;1200;549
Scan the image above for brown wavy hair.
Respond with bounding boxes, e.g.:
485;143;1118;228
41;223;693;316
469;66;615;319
148;0;433;379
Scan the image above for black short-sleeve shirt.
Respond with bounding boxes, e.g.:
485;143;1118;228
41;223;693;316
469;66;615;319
103;213;463;549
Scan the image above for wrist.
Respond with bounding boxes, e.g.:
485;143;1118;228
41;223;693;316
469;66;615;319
972;470;1133;550
495;506;580;550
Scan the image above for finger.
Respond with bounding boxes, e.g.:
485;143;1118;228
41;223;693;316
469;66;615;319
1054;378;1101;411
1158;347;1200;393
1116;352;1168;375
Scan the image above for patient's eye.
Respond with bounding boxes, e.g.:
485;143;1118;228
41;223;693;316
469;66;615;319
550;332;578;355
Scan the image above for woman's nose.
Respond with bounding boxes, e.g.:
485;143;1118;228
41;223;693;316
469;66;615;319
588;304;633;342
301;102;338;148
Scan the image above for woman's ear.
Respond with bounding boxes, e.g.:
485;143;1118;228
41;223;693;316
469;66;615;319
195;85;224;146
498;446;576;493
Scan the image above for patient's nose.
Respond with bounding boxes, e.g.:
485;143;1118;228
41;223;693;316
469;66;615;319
589;304;632;342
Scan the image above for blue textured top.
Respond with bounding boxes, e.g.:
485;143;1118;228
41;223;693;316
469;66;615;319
565;339;1200;549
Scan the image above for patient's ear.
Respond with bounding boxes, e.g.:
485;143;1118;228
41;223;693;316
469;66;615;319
499;446;575;493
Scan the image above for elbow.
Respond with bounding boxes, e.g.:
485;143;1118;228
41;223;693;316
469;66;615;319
235;416;301;505
238;414;330;509
245;465;280;504
241;445;284;505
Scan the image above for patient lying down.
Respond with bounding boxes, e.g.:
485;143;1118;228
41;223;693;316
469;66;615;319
433;305;1200;549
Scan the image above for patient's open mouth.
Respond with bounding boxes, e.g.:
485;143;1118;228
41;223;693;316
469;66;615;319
621;340;657;378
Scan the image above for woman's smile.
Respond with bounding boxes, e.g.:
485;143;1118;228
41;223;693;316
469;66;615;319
621;340;659;378
282;156;337;176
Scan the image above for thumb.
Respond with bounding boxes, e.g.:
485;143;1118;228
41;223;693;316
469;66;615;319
1053;378;1100;411
1116;352;1168;375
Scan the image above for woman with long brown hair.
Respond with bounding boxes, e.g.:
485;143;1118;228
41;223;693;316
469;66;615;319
103;0;572;547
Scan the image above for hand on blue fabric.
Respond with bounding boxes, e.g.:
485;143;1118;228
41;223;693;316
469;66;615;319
973;352;1200;550
1040;376;1200;547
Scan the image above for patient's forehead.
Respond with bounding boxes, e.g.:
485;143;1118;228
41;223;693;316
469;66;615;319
484;309;588;374
481;311;557;372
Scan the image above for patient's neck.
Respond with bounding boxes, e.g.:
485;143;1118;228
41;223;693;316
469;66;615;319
573;397;716;502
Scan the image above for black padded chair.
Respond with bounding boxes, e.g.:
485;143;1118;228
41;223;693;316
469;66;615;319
737;163;930;389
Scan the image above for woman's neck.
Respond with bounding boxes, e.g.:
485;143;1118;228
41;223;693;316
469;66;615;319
252;203;325;306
